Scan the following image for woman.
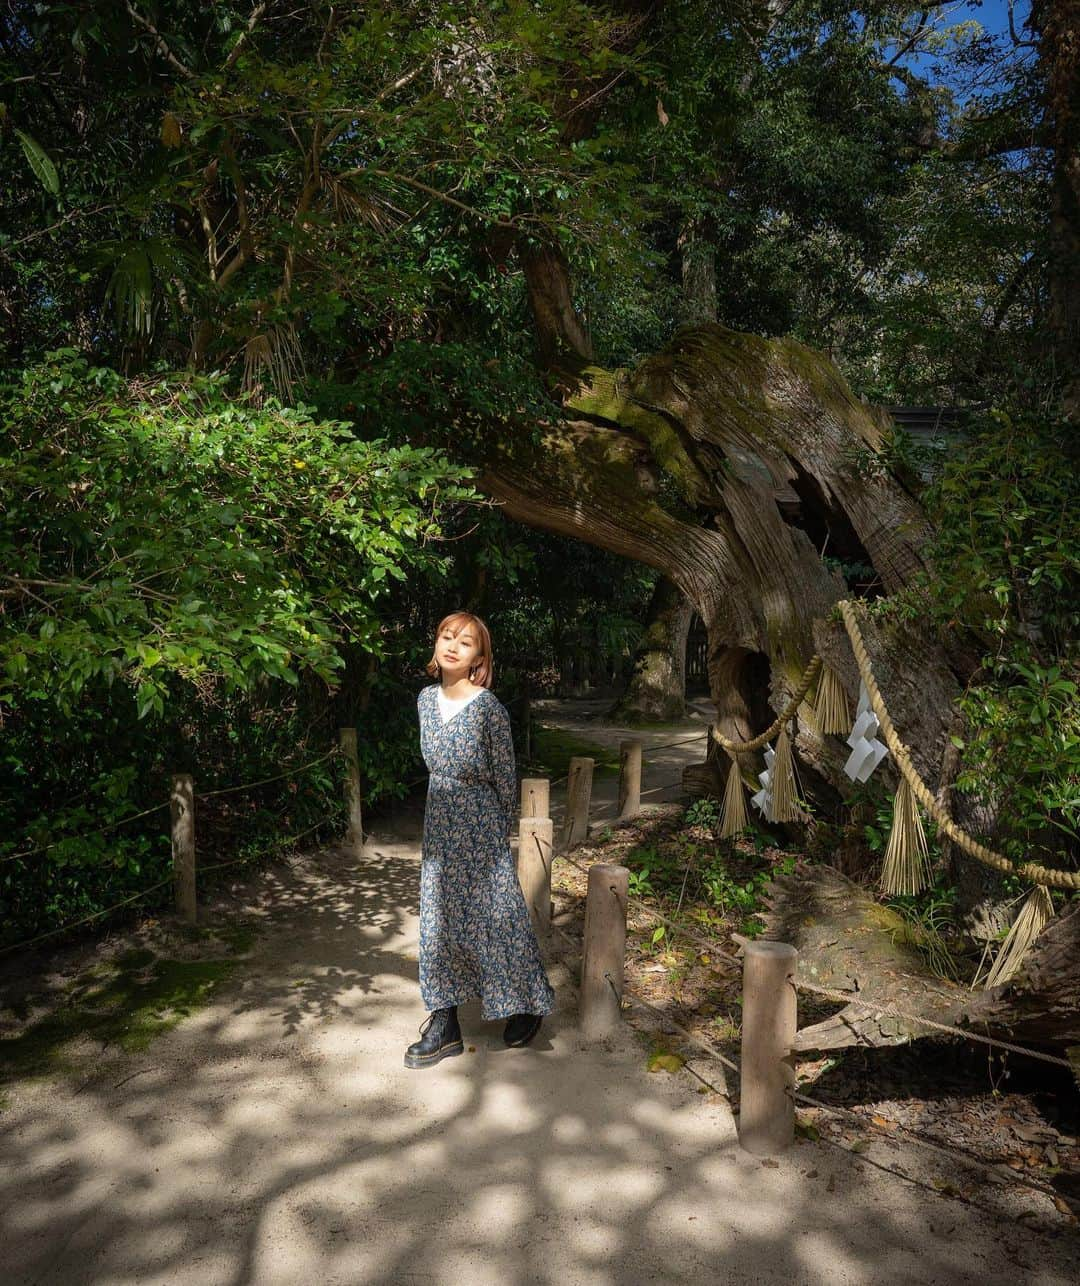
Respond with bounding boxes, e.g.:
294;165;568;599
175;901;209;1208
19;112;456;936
405;611;556;1069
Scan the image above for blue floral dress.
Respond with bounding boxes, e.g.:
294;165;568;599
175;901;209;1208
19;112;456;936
417;683;556;1021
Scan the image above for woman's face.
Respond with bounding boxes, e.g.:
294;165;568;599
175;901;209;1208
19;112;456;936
436;623;481;677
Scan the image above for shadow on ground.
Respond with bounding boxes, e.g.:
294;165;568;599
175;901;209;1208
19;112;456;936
1;842;1075;1285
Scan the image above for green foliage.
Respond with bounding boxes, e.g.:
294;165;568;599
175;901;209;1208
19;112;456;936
0;0;1071;952
700;853;779;937
954;661;1080;857
0;350;482;942
626;867;657;899
922;409;1078;654
884;879;962;982
921;409;1079;864
307;341;551;456
682;797;719;828
0;349;477;717
624;842;675;900
13;128;60;196
621;832;789;940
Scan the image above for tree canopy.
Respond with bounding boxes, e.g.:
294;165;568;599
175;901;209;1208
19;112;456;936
1;0;1076;946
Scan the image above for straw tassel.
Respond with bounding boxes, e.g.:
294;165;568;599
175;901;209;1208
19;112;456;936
984;885;1054;990
813;664;850;734
879;776;932;896
718;752;749;838
769;726;800;822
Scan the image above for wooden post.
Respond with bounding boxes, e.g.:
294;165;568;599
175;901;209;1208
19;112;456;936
738;940;798;1156
170;773;196;924
520;777;550;820
580;863;629;1038
339;727;364;854
562;756;594;851
618;739;642;819
518;817;553;941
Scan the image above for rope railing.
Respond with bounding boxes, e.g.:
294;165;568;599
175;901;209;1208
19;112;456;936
199;746;342;799
2;800;173;865
547;835;740;971
790;976;1072;1069
550;849;1075;1196
711;656;822;754
603;970;741;1076
3;745;345;866
606;964;1070;1211
641;730;710;753
538;709;1073;1077
0;739;356;957
787;1085;1071;1208
552;850;1075;1198
0;810;344;959
0;878;175;957
543;764;1073;1165
838;600;1080;892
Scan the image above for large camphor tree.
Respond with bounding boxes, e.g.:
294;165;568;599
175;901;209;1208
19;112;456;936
4;1;1075;1035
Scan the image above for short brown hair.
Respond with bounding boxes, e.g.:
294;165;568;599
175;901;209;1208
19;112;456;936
425;611;494;687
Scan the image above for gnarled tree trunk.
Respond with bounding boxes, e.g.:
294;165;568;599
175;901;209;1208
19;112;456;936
478;224;1075;1048
477;319;956;801
610;576;692;722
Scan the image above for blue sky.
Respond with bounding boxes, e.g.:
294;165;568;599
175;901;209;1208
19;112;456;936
893;0;1035;100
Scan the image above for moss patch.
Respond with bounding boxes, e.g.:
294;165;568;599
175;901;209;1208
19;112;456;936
0;922;259;1086
526;724;622;779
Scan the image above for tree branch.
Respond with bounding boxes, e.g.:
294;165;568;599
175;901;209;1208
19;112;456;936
125;2;195;78
223;2;269;72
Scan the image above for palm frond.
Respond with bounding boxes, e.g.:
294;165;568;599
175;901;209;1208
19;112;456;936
322;172;403;232
242;322;306;401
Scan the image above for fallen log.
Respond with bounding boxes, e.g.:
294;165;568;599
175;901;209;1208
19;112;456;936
763;864;1080;1059
760;864;966;1051
959;903;1080;1050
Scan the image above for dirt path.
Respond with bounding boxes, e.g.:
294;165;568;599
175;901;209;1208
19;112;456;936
1;701;1077;1283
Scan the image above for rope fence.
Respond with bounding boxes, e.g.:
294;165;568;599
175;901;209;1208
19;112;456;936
0;738;355;956
790;976;1072;1069
0;879;175;957
5;686;1074;1211
787;1084;1073;1209
549;839;1071;1210
4;746;344;866
2;800;173;865
523;739;1075;1170
19;667;1078;1230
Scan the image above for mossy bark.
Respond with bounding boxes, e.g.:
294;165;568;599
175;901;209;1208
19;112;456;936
477;321;947;791
472;315;1024;958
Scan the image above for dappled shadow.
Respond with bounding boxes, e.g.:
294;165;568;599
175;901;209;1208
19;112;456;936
1;839;1075;1285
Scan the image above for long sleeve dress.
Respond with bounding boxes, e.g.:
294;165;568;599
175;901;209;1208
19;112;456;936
416;683;556;1021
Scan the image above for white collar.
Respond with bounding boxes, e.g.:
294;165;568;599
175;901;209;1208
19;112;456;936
437;685;484;704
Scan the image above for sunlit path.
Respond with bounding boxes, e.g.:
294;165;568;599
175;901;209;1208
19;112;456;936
1;837;1073;1286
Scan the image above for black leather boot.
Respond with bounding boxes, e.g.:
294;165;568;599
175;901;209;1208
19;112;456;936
503;1013;542;1047
404;1005;463;1069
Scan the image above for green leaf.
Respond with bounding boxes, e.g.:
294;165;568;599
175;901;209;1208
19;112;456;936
647;1051;685;1073
15;129;60;196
